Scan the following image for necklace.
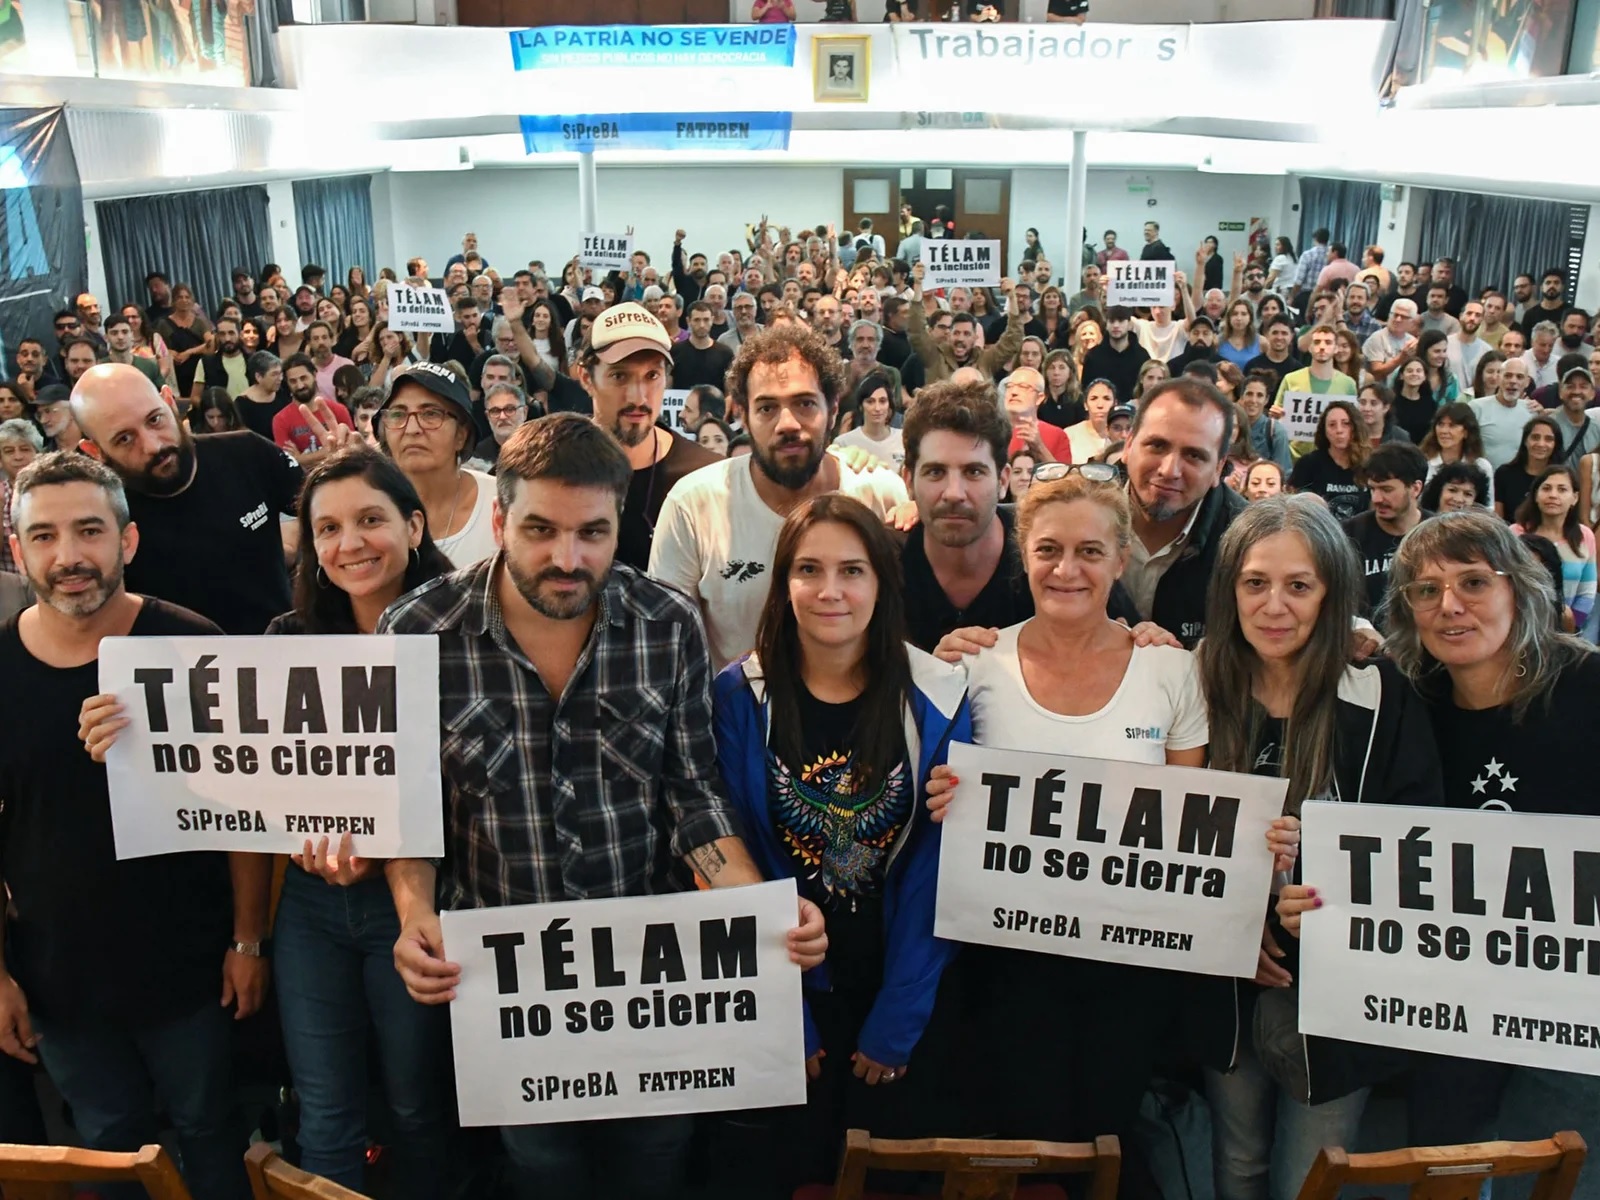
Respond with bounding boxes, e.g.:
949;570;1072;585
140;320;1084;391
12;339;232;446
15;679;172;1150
439;472;467;538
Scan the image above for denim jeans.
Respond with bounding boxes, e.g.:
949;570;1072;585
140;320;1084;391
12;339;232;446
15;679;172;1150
33;999;248;1200
499;1113;693;1199
1205;1040;1370;1200
273;868;450;1200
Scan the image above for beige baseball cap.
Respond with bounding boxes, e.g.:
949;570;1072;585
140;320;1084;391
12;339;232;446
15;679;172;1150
589;301;673;364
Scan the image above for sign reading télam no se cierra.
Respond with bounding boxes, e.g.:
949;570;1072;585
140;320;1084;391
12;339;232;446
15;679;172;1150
99;636;445;861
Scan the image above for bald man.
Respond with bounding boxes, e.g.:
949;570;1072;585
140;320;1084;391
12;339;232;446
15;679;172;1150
70;364;311;633
1002;366;1072;462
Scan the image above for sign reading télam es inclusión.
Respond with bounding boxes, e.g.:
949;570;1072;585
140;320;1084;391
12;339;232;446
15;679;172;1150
921;240;1001;289
934;743;1284;978
98;636;445;860
1299;801;1600;1075
443;881;807;1125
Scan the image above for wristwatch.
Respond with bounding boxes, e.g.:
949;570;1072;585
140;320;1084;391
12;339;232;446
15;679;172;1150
230;940;264;958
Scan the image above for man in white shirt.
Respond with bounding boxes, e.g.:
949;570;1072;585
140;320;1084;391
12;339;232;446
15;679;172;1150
1362;299;1418;380
1469;356;1536;469
1447;301;1492;393
1522;322;1562;390
648;323;907;668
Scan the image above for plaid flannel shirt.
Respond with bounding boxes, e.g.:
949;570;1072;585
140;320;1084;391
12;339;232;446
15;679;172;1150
378;555;739;908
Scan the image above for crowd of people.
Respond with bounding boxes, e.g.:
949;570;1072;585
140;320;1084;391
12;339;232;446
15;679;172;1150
0;210;1597;1200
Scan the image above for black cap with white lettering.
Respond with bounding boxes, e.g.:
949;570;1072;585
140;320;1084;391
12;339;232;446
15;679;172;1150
379;361;474;426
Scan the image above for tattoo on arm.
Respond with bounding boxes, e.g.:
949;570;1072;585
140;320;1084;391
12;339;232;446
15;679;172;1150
689;842;729;881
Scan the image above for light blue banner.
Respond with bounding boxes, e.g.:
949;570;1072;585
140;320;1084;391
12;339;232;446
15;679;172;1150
519;113;793;155
510;25;796;71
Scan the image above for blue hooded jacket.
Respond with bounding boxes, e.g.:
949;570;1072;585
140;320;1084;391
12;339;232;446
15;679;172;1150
711;644;971;1066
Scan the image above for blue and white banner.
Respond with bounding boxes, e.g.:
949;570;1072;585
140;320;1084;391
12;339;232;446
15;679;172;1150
519;113;793;155
510;25;796;71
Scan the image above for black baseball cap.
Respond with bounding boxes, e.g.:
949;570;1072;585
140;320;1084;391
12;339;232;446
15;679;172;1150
1189;315;1218;332
31;384;70;409
378;362;474;425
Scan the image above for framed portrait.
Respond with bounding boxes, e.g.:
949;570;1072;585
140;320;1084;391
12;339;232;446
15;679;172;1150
813;35;870;103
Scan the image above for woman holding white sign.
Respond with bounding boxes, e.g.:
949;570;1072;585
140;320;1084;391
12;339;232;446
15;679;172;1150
1283;511;1600;1175
1195;495;1443;1200
713;493;971;1183
79;445;459;1199
925;470;1209;1146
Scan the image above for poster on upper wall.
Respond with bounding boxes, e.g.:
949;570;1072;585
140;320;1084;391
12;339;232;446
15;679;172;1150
510;25;795;71
0;107;86;380
1419;0;1577;82
519;113;793;155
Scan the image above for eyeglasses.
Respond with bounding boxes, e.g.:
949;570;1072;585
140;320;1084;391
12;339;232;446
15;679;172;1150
382;406;453;432
1032;462;1122;484
486;405;525;420
1397;569;1508;612
55;321;79;332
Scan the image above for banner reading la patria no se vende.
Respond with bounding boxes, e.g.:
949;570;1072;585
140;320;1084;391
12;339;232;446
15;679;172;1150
99;635;444;861
935;743;1284;978
442;880;806;1126
510;25;796;71
1298;801;1600;1076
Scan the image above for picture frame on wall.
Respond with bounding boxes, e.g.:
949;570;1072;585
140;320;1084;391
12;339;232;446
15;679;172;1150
813;35;870;103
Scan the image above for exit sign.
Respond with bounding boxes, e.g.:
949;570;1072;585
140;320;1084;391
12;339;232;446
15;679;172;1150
1218;221;1246;232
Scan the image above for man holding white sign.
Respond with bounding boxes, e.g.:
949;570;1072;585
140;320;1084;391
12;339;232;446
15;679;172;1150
581;232;633;276
1108;259;1174;309
920;239;1001;291
387;282;455;336
0;453;264;1200
376;415;824;1194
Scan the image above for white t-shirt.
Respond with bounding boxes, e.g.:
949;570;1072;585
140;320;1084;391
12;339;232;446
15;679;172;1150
433;469;499;568
1470;394;1533;470
1136;317;1187;363
965;623;1209;763
648;455;909;668
833;425;905;468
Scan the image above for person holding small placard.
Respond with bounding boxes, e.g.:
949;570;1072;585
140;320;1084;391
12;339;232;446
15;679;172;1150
1288;401;1370;522
1192;495;1442;1200
1281;512;1600;1167
924;470;1206;1148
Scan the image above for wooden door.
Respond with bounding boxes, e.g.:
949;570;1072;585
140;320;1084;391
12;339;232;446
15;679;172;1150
842;169;902;263
953;168;1011;278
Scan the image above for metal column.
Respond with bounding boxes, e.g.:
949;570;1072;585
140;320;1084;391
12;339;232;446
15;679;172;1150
1066;129;1088;281
578;151;598;232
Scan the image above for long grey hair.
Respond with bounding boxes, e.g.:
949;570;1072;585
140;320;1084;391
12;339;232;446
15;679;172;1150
1197;495;1362;813
1383;511;1592;721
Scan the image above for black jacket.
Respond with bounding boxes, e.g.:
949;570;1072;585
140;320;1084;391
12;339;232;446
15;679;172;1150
1185;660;1444;1103
1147;483;1248;647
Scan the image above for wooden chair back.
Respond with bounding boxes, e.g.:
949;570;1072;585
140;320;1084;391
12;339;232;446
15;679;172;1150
1293;1132;1587;1200
815;1129;1121;1200
0;1144;192;1200
244;1144;370;1200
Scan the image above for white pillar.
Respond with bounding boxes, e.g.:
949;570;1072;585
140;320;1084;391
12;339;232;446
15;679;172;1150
1066;130;1088;282
577;152;598;234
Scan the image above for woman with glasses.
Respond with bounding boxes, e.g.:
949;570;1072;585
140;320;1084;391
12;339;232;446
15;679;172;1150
1195;496;1442;1200
377;365;498;567
925;470;1202;1148
1280;511;1600;1163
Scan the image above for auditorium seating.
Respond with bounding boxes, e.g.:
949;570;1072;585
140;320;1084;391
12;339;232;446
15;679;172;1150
793;1129;1122;1200
1293;1132;1587;1200
0;1143;192;1200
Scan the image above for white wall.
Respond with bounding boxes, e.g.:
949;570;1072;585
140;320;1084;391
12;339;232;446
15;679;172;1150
264;180;304;286
385;165;847;280
1008;168;1289;284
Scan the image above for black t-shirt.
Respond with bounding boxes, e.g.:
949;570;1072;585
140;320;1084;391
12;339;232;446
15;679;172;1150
0;598;233;1025
235;392;289;444
901;508;1033;652
616;432;719;571
1039;397;1088;429
1082;339;1150;404
1495;462;1538;518
123;431;303;634
1391;390;1438;446
1426;655;1600;817
1048;0;1090;15
1289;450;1369;522
1343;510;1427;619
1249;714;1287;779
1243;352;1303;393
671;340;735;392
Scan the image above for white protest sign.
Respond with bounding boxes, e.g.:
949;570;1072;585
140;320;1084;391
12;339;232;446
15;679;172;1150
934;743;1284;977
661;388;690;430
1299;801;1600;1075
387;283;455;334
921;240;1001;289
442;880;806;1126
99;636;444;861
580;232;634;274
1281;390;1326;442
1107;260;1173;308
